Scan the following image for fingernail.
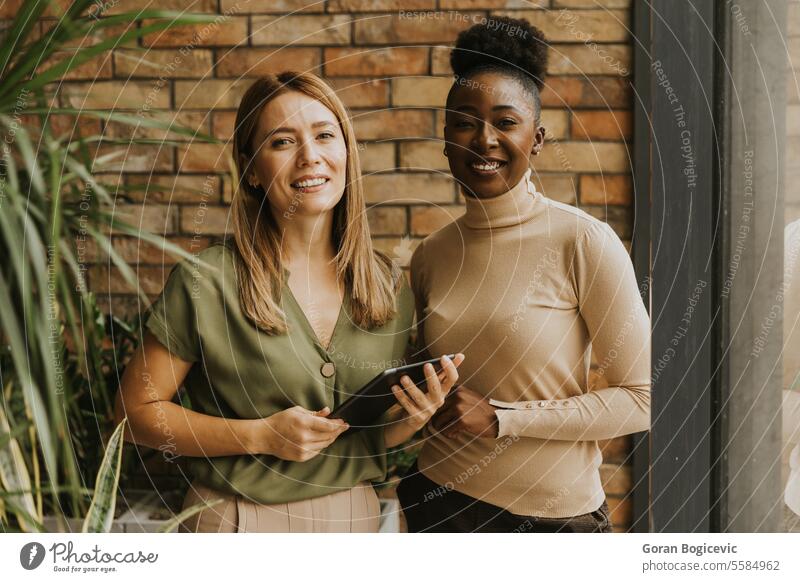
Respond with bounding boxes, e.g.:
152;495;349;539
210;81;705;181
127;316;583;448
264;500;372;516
425;364;433;372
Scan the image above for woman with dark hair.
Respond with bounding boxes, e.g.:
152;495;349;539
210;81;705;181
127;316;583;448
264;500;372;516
115;72;463;532
397;17;651;533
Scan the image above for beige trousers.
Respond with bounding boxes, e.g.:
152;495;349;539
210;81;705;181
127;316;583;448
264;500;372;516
178;481;381;533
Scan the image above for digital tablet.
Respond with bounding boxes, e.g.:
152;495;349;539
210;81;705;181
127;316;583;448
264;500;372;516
329;355;456;430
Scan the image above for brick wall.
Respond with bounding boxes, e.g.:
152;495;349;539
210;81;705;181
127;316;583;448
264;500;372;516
6;0;637;531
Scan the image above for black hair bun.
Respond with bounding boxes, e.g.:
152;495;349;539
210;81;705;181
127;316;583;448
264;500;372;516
450;16;548;91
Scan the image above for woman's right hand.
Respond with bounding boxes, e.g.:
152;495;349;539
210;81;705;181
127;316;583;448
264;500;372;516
247;406;349;462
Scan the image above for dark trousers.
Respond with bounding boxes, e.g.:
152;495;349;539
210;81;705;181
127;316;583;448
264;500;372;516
397;462;612;533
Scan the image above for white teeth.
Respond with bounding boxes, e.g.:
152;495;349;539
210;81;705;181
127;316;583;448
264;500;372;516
471;162;502;171
293;177;327;188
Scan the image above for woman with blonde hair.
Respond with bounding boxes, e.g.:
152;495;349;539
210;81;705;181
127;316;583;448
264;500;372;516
115;72;462;533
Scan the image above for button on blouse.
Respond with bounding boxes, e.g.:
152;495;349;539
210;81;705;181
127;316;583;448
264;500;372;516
144;240;414;504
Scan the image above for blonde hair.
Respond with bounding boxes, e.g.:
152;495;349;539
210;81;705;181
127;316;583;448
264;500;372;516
231;72;399;334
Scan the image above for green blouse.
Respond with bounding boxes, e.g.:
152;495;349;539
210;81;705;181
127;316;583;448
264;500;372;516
143;240;414;504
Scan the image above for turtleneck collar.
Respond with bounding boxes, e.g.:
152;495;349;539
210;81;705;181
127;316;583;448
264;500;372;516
461;168;544;229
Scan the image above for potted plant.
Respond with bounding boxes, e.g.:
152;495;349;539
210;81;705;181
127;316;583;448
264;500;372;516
0;0;219;532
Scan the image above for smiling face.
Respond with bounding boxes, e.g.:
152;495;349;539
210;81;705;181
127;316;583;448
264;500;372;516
444;70;546;199
244;91;348;219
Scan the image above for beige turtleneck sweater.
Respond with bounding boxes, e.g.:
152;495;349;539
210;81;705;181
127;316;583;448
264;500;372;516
410;171;651;518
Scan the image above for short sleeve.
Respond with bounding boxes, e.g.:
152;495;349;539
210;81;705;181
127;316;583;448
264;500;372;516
144;260;201;362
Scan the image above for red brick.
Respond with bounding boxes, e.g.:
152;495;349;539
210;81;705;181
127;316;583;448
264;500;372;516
95;144;174;173
554;0;631;7
324;47;429;77
215;47;322;77
104;0;218;15
44;20;131;50
496;9;629;43
367;207;407;235
541;77;631;109
410;205;464;235
572;110;632;141
393;77;452;107
362;173;454;204
104;111;210;141
399;141;448;172
329;0;436;11
180;205;232;236
111;236;210;265
0;0;23;19
48;114;102;140
212;111;237;141
431;47;452;76
354;12;482;45
37;50;113;81
58;81;169;110
113;203;179;236
353;110;434;141
221;0;323;12
444;1;546;7
328;78;389;108
548;44;632;76
535;141;630;173
251;15;350;46
359;142;396;173
532;173;577;205
541;109;569;140
142;17;249;48
580;174;632;206
113;48;214;79
125;175;221;204
176;142;232;173
175;79;253;109
541;77;583;108
89;264;171;295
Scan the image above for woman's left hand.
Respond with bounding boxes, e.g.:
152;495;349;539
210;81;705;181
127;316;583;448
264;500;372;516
391;354;465;432
431;385;499;438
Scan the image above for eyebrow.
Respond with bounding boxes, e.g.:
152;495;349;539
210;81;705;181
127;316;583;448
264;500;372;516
264;120;336;139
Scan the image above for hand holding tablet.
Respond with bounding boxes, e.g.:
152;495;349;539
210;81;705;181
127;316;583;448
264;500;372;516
330;354;464;431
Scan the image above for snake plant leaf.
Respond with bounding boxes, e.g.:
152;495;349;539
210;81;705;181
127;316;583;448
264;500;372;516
0;406;40;532
81;418;126;533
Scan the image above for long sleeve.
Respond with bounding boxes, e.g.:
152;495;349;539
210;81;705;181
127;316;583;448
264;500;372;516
493;220;651;441
408;240;433;364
